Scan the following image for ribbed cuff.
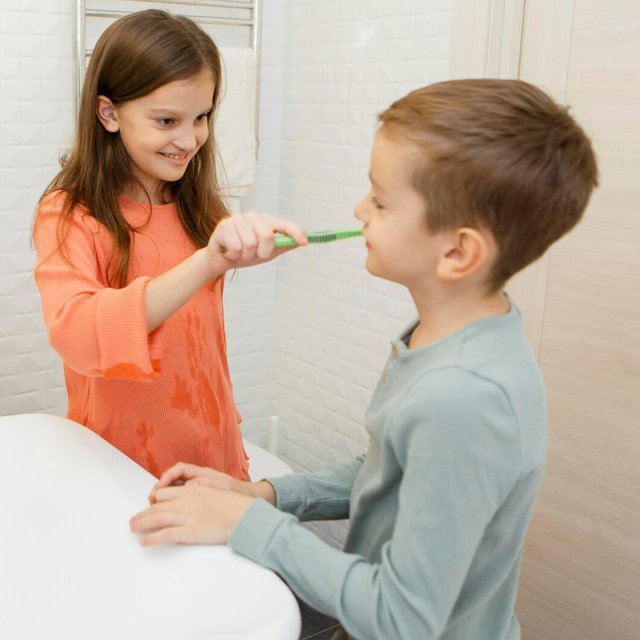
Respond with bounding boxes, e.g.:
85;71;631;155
268;474;308;514
228;498;297;563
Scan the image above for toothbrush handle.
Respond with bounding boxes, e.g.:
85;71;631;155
274;235;298;248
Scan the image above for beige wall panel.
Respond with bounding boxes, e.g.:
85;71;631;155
517;1;640;638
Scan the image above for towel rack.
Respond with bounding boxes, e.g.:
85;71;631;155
60;0;261;166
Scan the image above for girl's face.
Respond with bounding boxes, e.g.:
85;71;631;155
354;130;446;289
98;69;215;202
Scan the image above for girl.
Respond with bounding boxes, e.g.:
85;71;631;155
33;10;306;479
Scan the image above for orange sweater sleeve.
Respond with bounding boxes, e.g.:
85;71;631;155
33;193;163;380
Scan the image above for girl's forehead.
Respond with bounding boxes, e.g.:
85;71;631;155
134;70;216;108
159;70;216;94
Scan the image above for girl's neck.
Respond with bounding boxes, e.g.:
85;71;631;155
122;183;172;205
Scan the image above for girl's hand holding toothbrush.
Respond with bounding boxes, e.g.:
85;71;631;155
205;211;308;274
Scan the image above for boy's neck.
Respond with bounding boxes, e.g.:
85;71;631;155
408;288;510;349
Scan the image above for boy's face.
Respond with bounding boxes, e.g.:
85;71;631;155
354;130;446;288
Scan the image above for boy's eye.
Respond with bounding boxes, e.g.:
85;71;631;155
371;196;384;209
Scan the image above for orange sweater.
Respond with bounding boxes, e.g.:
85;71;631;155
34;192;247;479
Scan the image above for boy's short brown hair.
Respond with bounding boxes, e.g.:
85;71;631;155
378;79;598;291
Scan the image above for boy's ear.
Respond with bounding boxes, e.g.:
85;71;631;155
96;96;119;132
436;227;491;282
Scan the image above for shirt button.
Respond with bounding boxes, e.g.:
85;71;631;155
391;345;398;358
382;371;388;384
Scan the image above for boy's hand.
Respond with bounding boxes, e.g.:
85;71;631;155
205;211;307;275
130;485;254;546
149;462;240;503
149;462;277;506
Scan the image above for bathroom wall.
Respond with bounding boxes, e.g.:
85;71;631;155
0;0;72;416
221;0;289;443
269;0;453;544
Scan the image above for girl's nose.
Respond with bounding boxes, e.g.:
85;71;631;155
175;126;198;151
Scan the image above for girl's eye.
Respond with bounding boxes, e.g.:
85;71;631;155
196;112;210;123
157;118;174;127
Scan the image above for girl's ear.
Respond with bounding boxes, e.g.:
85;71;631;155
436;227;492;282
96;96;119;132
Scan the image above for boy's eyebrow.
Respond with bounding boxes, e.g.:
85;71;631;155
368;172;387;194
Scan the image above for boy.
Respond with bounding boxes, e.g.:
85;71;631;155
130;79;598;640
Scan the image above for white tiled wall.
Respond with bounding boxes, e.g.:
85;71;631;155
224;0;289;446
0;0;73;416
0;1;453;534
266;0;453;545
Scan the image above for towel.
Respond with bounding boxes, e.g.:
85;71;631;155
215;47;257;199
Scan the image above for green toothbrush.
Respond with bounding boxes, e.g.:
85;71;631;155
274;228;363;248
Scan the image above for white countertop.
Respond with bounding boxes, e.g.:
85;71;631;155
0;413;301;640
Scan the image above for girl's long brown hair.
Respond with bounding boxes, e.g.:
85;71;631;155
35;10;229;287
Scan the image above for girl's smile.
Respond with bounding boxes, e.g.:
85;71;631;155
159;151;191;166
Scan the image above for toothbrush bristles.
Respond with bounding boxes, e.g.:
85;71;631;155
273;229;361;247
308;233;336;242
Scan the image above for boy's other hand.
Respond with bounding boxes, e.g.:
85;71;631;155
130;485;254;546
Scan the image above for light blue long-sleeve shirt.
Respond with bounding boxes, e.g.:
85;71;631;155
230;301;546;640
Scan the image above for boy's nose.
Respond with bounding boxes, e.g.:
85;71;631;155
353;197;368;223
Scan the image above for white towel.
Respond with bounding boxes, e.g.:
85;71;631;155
215;47;257;199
